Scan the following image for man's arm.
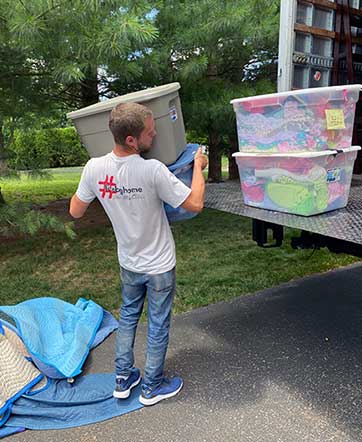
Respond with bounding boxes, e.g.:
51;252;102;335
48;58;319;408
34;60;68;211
181;148;208;213
69;194;90;218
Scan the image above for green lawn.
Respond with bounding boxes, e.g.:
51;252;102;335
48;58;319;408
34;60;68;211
1;170;82;204
0;208;360;315
0;159;230;204
1;167;360;316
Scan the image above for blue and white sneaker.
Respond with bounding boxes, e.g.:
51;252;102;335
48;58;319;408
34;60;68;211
139;376;183;406
113;368;141;399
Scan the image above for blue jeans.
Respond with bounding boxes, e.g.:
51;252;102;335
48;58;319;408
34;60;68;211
115;266;176;390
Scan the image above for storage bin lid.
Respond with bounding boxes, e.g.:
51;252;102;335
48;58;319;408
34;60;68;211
230;84;362;105
232;146;361;158
67;83;181;119
168;143;199;172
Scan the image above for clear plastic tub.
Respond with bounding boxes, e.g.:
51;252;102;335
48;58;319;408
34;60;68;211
231;85;361;153
232;146;361;216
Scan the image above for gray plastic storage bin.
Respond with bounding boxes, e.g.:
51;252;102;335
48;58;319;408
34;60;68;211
67;83;186;165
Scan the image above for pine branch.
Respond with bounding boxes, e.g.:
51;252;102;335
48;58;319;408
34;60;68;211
0;71;50;79
18;0;32;15
34;0;72;22
0;202;76;239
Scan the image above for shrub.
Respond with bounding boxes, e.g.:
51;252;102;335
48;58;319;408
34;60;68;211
8;127;89;170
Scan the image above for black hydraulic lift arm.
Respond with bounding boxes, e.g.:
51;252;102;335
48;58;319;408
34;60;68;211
252;218;362;258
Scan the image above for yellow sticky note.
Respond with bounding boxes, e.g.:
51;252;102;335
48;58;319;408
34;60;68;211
325;109;345;130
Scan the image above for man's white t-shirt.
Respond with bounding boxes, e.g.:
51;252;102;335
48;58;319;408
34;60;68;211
76;152;191;275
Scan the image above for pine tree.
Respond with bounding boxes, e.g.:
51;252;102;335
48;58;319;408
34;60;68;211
141;0;280;181
0;0;158;237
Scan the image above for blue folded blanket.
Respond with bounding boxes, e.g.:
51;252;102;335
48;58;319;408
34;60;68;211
0;298;118;379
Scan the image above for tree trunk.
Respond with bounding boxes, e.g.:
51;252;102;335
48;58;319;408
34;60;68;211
207;130;222;182
80;67;99;106
228;134;240;180
0;121;6;174
0;120;8;204
0;187;5;205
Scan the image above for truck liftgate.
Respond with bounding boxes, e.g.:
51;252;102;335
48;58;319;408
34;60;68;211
205;180;362;258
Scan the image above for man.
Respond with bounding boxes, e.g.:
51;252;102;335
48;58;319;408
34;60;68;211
70;102;208;406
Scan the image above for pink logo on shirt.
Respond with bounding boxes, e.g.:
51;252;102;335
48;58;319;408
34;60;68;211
98;175;118;199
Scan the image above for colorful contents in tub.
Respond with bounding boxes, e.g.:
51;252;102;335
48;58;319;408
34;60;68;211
256;166;329;215
235;90;357;152
239;160;352;216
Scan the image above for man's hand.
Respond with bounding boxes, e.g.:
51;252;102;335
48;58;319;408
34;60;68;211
180;147;207;213
194;147;208;170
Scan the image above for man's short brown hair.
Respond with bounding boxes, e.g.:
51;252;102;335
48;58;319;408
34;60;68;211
109;102;153;146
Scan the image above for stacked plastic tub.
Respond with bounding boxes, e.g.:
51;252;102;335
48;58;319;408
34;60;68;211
231;85;362;216
67;83;187;165
67;83;197;222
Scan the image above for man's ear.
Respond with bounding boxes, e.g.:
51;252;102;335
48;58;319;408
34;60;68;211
125;135;139;152
125;135;136;148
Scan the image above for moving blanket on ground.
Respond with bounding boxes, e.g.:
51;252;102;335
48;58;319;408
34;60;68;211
27;309;118;379
2;373;143;432
0;297;111;379
0;426;25;439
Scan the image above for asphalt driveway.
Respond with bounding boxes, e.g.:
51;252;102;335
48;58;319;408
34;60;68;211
8;263;362;442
